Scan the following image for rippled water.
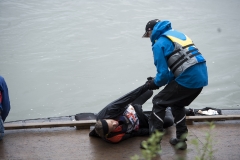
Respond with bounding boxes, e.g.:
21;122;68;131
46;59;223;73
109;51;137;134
1;0;240;121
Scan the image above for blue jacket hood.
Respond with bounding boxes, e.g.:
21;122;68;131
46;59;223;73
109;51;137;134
150;20;172;44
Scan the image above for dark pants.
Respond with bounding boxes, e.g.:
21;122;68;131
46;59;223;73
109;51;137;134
149;80;202;139
132;90;174;130
0;111;4;140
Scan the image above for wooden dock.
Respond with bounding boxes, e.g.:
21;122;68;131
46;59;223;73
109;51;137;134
1;109;240;160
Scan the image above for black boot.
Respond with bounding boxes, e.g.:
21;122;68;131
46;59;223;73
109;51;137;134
169;138;187;150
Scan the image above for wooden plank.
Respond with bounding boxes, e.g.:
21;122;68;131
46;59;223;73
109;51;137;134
4;115;240;129
4;120;96;130
186;115;240;125
187;115;240;120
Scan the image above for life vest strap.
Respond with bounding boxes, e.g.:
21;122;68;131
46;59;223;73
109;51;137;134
169;48;199;69
186;48;198;54
169;54;184;69
171;52;202;73
166;43;194;61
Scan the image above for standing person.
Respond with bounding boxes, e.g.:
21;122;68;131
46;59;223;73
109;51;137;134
89;83;174;143
0;76;11;140
142;19;208;150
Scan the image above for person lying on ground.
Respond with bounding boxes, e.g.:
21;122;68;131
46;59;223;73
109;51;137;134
89;83;174;143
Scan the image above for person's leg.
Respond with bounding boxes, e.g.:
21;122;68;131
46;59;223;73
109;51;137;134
0;115;4;140
133;104;149;128
148;81;178;134
148;104;167;134
132;90;153;129
172;86;202;139
171;106;187;139
168;85;202;150
163;107;174;128
140;104;166;149
132;90;153;106
97;84;149;120
169;105;188;150
149;81;202;149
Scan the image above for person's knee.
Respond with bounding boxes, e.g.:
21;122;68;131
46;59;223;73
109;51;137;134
163;116;174;128
152;104;167;113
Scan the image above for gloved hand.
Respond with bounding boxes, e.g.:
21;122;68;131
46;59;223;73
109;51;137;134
146;80;159;90
147;76;154;81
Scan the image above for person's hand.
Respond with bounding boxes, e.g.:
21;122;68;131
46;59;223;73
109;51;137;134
146;80;159;90
147;76;154;81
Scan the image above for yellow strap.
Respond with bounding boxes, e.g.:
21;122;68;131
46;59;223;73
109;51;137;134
167;35;193;47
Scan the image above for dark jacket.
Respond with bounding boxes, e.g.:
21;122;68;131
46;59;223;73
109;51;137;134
90;84;151;143
0;76;10;122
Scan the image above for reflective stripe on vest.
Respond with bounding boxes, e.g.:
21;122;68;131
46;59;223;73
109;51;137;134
163;31;206;77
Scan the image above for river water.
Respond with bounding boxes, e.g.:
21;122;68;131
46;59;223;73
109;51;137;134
0;0;240;122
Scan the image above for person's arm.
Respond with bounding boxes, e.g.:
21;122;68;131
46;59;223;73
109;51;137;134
152;37;175;87
96;84;149;120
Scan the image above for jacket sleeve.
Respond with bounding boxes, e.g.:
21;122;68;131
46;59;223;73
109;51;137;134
0;76;11;122
96;84;149;120
152;37;175;87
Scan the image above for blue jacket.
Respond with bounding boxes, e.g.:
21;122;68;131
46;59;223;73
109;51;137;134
150;20;208;88
0;76;11;122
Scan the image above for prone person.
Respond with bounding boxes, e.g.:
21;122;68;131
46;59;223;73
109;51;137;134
89;83;174;143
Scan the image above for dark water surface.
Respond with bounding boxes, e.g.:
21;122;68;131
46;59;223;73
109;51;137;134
0;0;240;121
